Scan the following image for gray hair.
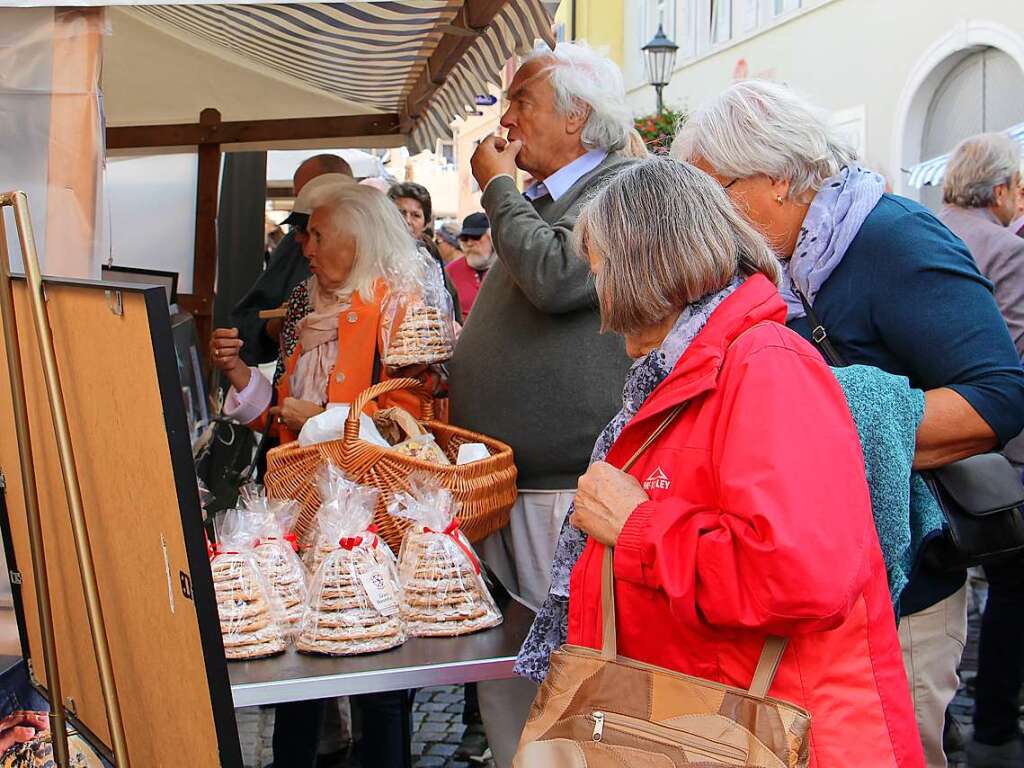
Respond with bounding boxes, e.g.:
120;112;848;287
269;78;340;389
524;42;631;152
308;183;425;301
672;80;857;198
943;132;1020;208
575;158;780;335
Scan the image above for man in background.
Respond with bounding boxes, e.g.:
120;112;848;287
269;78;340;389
435;221;462;264
229;154;352;365
446;212;495;318
940;132;1024;768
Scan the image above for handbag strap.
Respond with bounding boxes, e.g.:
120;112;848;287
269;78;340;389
599;404;788;699
794;286;847;368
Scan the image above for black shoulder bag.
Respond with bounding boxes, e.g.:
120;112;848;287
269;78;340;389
797;289;1024;571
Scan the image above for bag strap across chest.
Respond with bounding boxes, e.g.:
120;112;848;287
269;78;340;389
602;403;788;699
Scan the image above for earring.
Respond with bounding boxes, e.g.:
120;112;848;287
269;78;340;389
776;195;784;205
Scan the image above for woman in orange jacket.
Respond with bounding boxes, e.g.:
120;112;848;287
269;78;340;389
211;182;436;444
209;180;444;768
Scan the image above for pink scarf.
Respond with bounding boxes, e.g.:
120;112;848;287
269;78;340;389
290;277;351;405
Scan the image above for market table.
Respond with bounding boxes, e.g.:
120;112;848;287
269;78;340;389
229;595;533;707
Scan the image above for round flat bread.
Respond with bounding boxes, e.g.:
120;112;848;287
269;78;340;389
222;625;284;648
217;597;267;618
298;618;403;643
307;608;391;628
296;633;404;657
225;639;287;660
220;614;270;634
401;603;488;623
405;611;502;638
404;591;478;609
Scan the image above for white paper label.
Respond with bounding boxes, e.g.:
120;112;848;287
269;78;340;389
358;566;399;617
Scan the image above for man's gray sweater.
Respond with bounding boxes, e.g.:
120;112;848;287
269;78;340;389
449;154;633;489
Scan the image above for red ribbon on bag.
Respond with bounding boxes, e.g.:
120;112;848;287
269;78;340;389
340;524;380;551
424;519;480;574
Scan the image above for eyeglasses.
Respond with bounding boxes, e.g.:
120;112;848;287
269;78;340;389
458;234;484;243
723;178;741;189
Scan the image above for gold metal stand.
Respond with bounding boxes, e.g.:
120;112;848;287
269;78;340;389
0;198;71;767
0;191;130;767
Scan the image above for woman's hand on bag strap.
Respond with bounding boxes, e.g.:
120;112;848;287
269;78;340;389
571;461;650;547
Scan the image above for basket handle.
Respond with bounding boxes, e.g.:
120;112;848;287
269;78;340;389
344;377;434;440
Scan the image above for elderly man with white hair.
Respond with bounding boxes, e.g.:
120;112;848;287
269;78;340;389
450;42;633;765
939;133;1024;768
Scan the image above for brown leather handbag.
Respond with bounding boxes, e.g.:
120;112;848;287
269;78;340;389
513;408;812;768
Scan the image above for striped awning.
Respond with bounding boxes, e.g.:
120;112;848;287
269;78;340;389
125;1;554;153
905;122;1024;188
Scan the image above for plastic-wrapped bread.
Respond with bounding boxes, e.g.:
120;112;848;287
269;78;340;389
238;484;308;635
389;474;502;637
296;463;406;656
211;511;288;660
381;253;455;368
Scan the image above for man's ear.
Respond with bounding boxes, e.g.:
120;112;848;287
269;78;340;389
565;102;591;137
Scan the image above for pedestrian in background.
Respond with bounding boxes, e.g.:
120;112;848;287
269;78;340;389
446;212;496;318
940;132;1024;768
674;79;1024;768
230;154;353;365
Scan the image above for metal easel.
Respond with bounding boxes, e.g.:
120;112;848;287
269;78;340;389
0;191;130;767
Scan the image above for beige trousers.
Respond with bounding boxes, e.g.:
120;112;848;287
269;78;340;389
898;585;968;768
477;489;575;768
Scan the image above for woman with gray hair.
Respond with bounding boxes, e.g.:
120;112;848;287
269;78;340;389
515;158;923;768
674;80;1024;768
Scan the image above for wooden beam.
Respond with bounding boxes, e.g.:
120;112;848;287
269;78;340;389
403;0;508;121
191;109;222;354
106;112;401;150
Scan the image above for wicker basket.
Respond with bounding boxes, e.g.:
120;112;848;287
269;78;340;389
264;378;518;552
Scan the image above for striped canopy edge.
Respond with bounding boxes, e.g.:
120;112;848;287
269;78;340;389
128;1;556;152
905;122;1024;189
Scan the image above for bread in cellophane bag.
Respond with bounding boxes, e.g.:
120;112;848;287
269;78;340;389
210;511;288;660
389;473;502;637
238;484;308;634
296;463;406;656
380;251;455;369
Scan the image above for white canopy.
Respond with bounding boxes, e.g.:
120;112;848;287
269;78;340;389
102;1;556;153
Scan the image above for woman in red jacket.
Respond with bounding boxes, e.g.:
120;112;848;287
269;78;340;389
517;159;924;767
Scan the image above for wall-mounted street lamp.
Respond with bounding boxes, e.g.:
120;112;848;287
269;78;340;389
642;24;679;114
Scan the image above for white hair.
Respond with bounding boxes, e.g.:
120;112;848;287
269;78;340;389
307;183;425;301
672;80;857;198
943;132;1021;208
524;42;632;152
575;158;779;335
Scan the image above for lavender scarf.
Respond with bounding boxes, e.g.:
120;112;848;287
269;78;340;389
780;166;885;320
513;277;742;684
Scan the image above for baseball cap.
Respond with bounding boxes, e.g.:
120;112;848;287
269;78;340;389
283;173;355;226
460;212;489;237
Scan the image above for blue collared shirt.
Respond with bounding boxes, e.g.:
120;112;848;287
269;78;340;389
524;149;608;202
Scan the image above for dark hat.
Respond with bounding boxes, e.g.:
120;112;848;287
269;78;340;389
460;212;490;237
436;226;460;248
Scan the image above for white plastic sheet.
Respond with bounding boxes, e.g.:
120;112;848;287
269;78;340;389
0;8;107;277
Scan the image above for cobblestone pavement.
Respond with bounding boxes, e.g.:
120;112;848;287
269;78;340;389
238;577;1017;768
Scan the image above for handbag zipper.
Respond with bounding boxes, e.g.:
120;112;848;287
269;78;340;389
589;711;747;761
